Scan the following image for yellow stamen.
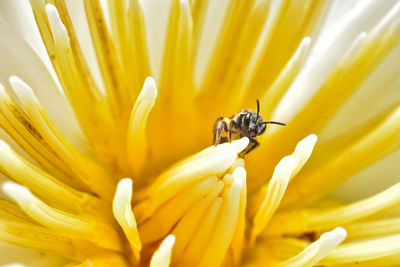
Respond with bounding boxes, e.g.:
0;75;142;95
236;0;329;105
0;140;99;214
150;235;176;267
0;199;34;223
346;217;400;239
250;155;295;245
283;105;400;207
125;0;151;101
197;0;255;104
45;3;126;173
322;233;400;264
135;138;249;220
228;167;247;265
199;171;243;267
127;77;157;176
260;36;312;121
0;218;101;261
266;183;400;236
67;252;130;267
279;227;347;267
251;3;400;188
249;134;317;215
210;0;271;108
10;76;115;200
83;0;128;114
171;180;224;260
180;197;222;266
112;178;142;259
138;176;217;244
0;84;71;181
160;0;194;106
3;182;122;251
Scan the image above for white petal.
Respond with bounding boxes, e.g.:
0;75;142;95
331;149;400;202
63;0;105;93
273;0;400;122
193;0;231;89
0;242;68;267
0;19;88;152
320;44;400;140
0;0;56;83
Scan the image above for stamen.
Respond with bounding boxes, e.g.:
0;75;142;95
0;143;110;222
195;0;250;95
180;198;222;266
51;0;105;105
112;178;142;259
322;233;400;264
45;3;108;109
109;0;127;68
257;4;400;188
229;167;247;265
249;134;317;216
83;0;128;113
47;3;129;173
150;235;176;267
171;181;224;260
251;156;295;244
45;4;127;172
138;177;217;244
337;32;367;73
346;217;400;239
0;84;71;180
46;4;69;48
135;138;248;219
127;77;157;176
0;199;34;223
259;36;312;120
266;183;400;236
279;227;347;267
10;76;115;200
228;158;245;173
0;218;101;261
283;105;400;207
175;0;194;104
28;0;56;57
237;1;329;105
160;0;194;108
203;0;270;105
70;252;130;266
125;0;151;101
3;182;122;251
290;134;318;177
0;140;94;213
199;172;243;267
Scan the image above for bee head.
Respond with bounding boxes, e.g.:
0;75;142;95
243;112;265;138
243;100;286;138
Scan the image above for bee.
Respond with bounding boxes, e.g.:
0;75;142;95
212;100;286;156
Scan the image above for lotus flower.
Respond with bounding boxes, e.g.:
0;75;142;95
0;0;399;266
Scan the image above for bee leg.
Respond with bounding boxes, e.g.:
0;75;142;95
213;117;228;146
246;138;260;154
228;120;238;142
239;138;259;157
213;116;223;145
216;122;228;146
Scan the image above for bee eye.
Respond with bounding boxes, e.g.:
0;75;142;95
244;113;251;127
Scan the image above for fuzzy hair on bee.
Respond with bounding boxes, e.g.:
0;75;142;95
212;100;286;156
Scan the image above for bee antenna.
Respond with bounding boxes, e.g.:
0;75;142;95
262;121;286;126
256;99;260;120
